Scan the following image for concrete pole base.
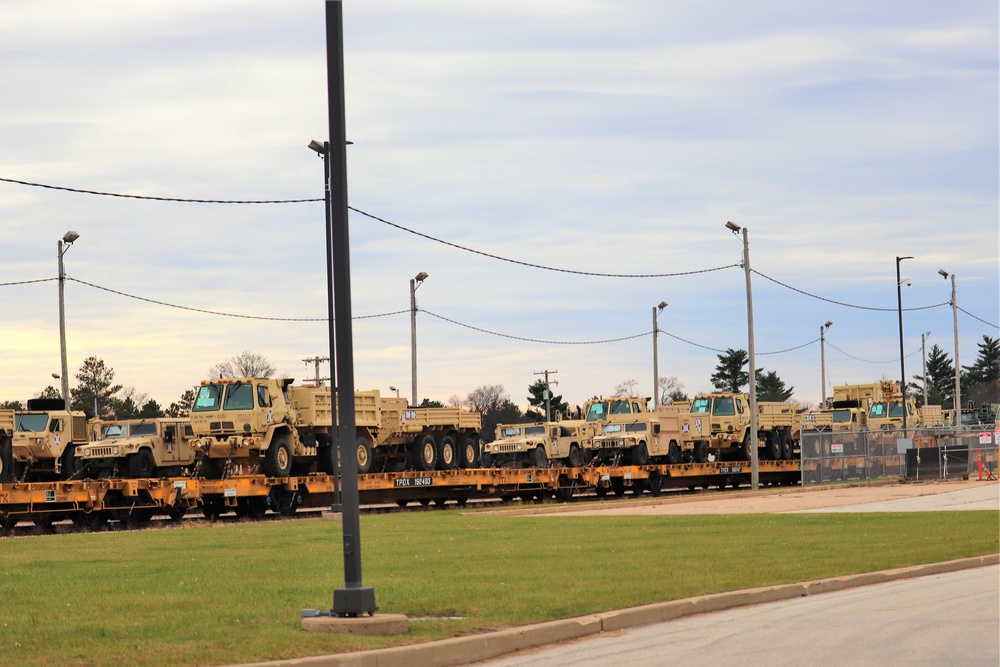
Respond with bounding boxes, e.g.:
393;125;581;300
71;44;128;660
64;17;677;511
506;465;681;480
301;613;409;635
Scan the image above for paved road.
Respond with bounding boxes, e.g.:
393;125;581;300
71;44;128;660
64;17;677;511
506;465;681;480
788;483;1000;513
471;565;1000;667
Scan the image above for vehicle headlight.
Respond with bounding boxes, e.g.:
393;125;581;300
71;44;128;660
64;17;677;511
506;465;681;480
113;447;120;455
516;443;523;451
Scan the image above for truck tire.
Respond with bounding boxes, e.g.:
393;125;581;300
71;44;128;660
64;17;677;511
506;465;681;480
0;437;12;483
413;435;437;471
694;441;709;463
667;441;681;465
739;433;754;462
781;432;794;460
763;432;780;460
60;445;80;480
631;442;649;466
356;437;374;474
529;445;547;469
437;435;458;470
567;444;583;468
458;436;479;469
199;454;224;480
127;449;156;478
263;438;293;477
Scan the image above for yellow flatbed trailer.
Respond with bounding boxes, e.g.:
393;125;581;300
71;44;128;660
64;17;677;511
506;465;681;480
0;460;802;531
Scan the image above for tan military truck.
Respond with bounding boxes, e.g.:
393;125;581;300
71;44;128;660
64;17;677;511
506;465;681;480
189;378;481;478
866;381;944;430
0;409;14;483
680;392;800;463
6;398;88;481
483;420;590;468
75;418;196;478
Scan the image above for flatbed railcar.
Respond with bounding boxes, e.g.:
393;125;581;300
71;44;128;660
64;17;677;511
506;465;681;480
1;459;802;532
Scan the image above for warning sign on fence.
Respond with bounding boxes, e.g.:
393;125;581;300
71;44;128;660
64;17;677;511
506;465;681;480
831;443;844;454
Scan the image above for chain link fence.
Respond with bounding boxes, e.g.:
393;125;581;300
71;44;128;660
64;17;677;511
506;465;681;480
801;426;999;485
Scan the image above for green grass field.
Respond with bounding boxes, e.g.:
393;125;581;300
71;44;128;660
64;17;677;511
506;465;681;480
1;509;996;667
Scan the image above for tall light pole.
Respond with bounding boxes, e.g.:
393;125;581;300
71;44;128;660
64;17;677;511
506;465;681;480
896;256;913;434
410;271;428;408
921;331;931;406
652;301;667;408
939;269;961;420
57;230;80;411
820;321;832;406
726;221;758;491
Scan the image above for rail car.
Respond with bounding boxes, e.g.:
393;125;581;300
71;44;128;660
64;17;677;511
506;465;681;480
0;459;803;533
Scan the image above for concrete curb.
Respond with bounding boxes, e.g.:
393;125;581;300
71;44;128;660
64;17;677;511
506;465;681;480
232;554;999;667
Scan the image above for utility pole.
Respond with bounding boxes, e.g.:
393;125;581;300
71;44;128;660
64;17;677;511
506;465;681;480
534;370;558;421
303;356;331;386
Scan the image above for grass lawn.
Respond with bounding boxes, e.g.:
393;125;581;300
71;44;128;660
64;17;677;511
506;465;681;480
0;509;996;666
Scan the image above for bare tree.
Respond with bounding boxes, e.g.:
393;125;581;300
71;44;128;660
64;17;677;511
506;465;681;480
658;376;687;405
447;394;467;409
467;384;521;443
613;378;640;397
208;351;276;379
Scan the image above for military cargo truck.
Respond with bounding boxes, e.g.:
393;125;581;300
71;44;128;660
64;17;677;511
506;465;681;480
76;418;195;478
0;409;14;483
189;378;480;478
5;398;88;482
680;392;800;463
866;381;944;430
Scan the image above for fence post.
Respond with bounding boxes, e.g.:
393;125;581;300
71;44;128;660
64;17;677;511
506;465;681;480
978;449;983;481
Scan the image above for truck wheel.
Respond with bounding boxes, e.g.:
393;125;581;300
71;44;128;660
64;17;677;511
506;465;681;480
413;435;437;471
739;433;754;462
437;435;458;470
631;442;649;466
667;441;681;465
763;433;780;461
127;449;156;478
566;444;583;468
459;436;479;469
199;454;224;480
60;445;80;480
480;450;494;468
356;437;374;474
0;437;12;483
781;432;793;460
529;445;547;469
263;439;293;477
694;441;709;463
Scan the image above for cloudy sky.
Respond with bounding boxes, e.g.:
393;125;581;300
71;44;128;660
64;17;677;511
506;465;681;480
1;0;997;413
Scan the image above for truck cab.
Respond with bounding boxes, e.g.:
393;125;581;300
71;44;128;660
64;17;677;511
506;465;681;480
8;399;88;481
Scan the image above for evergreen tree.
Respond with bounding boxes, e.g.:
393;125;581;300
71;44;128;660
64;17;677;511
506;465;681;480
909;344;955;407
70;356;122;417
962;335;1000;405
710;348;749;392
526;379;568;420
757;370;794;402
165;389;196;418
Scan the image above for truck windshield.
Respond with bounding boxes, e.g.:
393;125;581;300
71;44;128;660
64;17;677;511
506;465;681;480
712;397;736;416
691;398;711;414
525;426;545;436
832;410;852;423
602;423;622;434
223;383;254;410
500;427;521;438
16;414;48;432
102;424;126;438
888;402;906;418
586;402;607;421
610;401;632;415
129;423;157;437
193;385;223;412
869;403;887;418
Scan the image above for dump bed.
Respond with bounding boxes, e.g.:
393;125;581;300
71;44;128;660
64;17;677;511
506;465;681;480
0;409;14;434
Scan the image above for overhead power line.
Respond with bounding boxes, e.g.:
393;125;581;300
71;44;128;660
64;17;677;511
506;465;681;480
752;269;950;312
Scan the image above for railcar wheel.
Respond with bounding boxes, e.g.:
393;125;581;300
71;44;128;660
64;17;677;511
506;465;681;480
610;478;626;496
33;514;59;531
437;435;458;471
127;449;156;479
529;445;547;469
648;471;662;496
413;435;438;471
396;499;409;508
263;439;293;478
355;437;374;474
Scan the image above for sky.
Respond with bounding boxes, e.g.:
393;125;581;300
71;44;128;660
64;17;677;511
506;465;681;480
1;0;997;413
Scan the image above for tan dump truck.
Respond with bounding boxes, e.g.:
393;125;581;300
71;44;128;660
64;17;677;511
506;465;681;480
866;380;944;430
76;418;196;478
680;392;800;463
5;398;88;482
483;420;590;468
189;378;481;478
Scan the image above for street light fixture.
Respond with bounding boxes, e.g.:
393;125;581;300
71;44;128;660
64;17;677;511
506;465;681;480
652;301;667;408
820;321;832;406
410;272;428;408
389;386;399;399
896;256;913;434
58;230;80;410
725;221;758;491
939;269;961;419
